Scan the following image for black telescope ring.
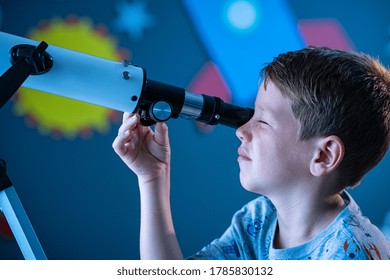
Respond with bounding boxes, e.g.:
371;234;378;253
9;43;53;75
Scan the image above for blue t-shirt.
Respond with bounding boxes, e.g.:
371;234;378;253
187;192;390;260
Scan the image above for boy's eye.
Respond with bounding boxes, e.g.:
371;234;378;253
258;120;269;125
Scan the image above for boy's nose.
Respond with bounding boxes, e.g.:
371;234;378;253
236;121;252;142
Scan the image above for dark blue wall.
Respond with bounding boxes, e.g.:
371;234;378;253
0;0;389;259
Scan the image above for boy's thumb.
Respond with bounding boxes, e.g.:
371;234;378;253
154;122;169;146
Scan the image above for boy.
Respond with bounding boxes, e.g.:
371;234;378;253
112;46;390;259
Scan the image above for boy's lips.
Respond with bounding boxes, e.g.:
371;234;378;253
238;147;251;161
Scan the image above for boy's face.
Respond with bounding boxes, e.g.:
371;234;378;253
236;80;316;196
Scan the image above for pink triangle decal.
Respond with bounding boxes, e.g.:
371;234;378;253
298;19;355;51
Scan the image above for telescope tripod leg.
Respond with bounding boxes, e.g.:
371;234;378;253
0;186;47;260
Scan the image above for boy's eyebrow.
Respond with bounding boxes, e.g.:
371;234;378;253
256;104;276;120
257;105;265;111
256;105;270;114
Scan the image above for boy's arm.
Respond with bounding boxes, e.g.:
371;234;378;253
112;113;183;259
138;172;183;259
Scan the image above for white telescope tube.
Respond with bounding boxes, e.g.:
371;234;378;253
0;31;144;112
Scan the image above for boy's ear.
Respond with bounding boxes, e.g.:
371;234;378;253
310;136;345;177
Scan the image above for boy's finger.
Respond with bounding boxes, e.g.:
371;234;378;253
112;133;129;156
119;114;139;135
122;112;133;122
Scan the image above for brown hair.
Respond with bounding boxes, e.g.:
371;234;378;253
262;46;390;188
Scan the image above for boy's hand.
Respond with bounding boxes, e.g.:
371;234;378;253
112;112;171;184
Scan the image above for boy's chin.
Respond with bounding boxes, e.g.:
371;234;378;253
240;181;264;195
239;176;271;196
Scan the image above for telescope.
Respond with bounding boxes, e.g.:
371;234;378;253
0;31;254;128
